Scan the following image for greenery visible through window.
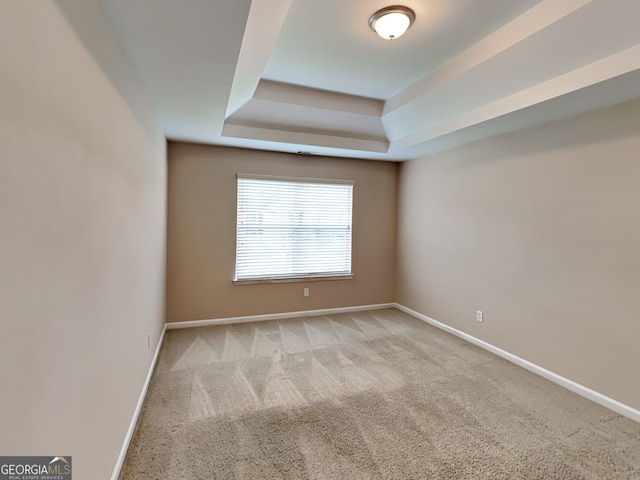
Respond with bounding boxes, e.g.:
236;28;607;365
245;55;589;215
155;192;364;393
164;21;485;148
234;174;354;282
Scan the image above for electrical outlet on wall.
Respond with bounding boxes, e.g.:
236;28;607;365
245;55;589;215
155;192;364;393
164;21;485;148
476;311;483;322
147;333;151;349
303;288;309;297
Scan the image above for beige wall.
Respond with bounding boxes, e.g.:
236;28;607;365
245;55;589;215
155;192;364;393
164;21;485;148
397;99;640;410
166;143;397;322
0;2;166;479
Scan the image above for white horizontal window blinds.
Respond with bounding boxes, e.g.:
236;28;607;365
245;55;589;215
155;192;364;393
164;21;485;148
235;175;354;281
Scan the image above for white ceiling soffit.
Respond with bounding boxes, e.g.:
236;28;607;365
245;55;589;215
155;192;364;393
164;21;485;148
99;0;640;161
225;0;293;118
223;80;388;153
98;0;253;141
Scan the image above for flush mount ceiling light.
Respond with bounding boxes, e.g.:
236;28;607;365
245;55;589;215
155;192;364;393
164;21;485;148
369;5;415;40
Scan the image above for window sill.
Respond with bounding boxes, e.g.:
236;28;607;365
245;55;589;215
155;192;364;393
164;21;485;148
233;274;353;286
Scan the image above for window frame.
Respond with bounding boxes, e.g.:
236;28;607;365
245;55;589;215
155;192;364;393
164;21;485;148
233;173;355;285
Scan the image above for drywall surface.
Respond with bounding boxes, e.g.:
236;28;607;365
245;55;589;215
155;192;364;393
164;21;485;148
397;99;640;410
167;143;397;321
0;2;166;478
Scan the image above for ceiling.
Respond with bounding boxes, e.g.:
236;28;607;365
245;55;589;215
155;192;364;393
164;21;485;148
98;0;640;161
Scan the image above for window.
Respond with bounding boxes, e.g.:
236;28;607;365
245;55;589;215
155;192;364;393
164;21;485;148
234;174;354;283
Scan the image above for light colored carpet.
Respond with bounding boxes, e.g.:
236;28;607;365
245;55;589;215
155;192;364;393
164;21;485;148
120;308;640;479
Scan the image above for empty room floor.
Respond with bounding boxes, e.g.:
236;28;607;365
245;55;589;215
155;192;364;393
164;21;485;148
121;309;640;479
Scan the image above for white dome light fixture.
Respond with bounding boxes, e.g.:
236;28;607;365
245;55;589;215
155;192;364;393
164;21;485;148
369;6;415;40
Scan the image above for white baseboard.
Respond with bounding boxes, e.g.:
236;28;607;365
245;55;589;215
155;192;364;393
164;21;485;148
111;325;167;480
165;303;396;330
395;303;640;424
